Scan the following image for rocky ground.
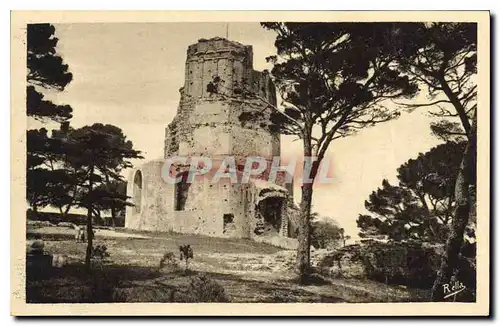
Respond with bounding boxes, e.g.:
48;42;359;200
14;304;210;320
25;225;428;303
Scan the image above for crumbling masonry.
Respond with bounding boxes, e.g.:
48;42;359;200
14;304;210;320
125;37;297;240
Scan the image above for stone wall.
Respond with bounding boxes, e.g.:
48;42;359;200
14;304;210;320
126;37;294;240
173;177;230;236
125;159;175;231
164;37;279;160
126;167;254;238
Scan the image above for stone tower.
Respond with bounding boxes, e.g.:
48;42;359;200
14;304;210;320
164;37;280;161
126;38;296;243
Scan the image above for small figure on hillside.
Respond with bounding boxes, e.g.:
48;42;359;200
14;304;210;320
74;225;96;243
80;228;86;242
179;244;194;272
73;224;83;242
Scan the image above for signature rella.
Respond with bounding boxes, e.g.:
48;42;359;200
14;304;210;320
161;156;335;184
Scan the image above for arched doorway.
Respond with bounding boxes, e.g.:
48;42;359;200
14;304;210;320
255;193;284;236
257;197;283;235
133;170;142;214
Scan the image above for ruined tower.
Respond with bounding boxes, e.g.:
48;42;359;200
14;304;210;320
126;38;295;242
164;37;279;160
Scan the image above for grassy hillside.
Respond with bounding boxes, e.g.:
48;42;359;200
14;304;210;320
26;226;428;303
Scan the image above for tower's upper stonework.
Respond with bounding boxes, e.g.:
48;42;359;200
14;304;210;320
128;38;296;240
164;37;279;160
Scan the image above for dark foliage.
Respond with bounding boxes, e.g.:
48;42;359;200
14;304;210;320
382;22;477;301
26;24;75;214
311;220;343;249
27;23;73;91
159;251;178;271
26;23;73;122
259;22;420;283
322;240;475;298
177;275;229;302
27;86;72;122
357;141;468;243
392;23;477;140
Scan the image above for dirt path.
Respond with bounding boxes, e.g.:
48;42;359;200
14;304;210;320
30;226;150;239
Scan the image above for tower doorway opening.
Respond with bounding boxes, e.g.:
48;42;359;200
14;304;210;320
175;172;191;211
223;213;235;235
133;170;142;214
255;197;283;236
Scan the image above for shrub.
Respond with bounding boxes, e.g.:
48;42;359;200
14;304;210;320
159;251;179;272
320;240;443;288
91;244;111;268
92;245;110;259
112;274;229;303
311;220;342;249
178;274;229;302
90;270;119;303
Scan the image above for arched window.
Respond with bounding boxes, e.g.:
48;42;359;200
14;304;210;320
133;170;142;214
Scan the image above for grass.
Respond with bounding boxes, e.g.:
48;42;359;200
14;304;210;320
26;226;429;303
116;228;283;254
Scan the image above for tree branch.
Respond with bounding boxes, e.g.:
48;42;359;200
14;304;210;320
393;99;452;108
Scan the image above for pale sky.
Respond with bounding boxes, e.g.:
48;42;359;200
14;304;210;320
41;22;444;239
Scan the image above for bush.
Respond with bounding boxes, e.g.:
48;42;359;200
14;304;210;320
159;251;180;272
178;274;229;302
90;269;120;303
311;220;342;249
319;240;443;288
111;273;229;303
91;244;111;268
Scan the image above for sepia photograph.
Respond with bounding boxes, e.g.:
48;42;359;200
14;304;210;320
10;11;490;316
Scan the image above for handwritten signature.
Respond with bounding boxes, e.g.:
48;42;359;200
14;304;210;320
443;280;466;299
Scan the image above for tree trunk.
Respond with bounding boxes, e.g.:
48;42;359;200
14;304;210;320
431;111;476;301
109;207;116;227
440;77;472;136
63;204;71;218
104;174;117;227
85;165;95;271
296;133;319;284
58;205;71;220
